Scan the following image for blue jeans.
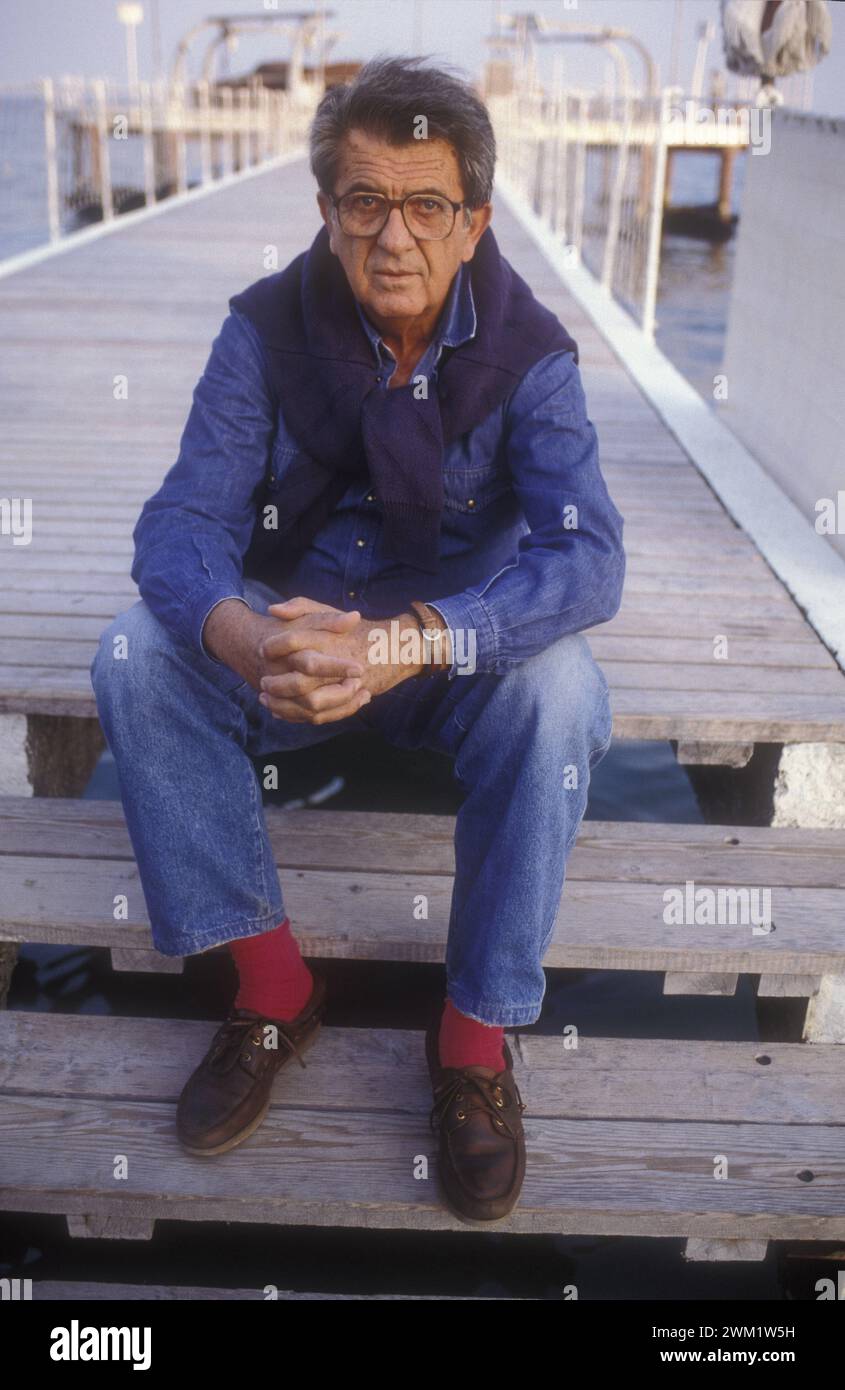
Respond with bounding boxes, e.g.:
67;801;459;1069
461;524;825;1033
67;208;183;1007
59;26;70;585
90;578;613;1026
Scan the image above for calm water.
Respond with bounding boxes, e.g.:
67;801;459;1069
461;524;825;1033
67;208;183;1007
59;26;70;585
2;120;807;1301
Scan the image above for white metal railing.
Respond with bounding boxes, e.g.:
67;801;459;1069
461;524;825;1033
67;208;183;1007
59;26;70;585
489;88;756;337
0;76;321;262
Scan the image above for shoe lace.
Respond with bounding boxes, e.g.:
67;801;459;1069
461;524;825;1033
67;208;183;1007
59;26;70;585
429;1068;526;1140
207;1013;310;1072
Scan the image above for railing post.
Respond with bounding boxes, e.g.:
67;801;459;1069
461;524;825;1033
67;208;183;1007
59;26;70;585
174;82;188;194
93;78;113;222
274;90;284;156
601;91;632;292
250;85;259;166
221;86;234;177
198;79;212;185
140;80;156;205
571;95;586;261
41;77;61;242
237;87;249;170
553;93;569;241
641;88;670;340
260;84;271;162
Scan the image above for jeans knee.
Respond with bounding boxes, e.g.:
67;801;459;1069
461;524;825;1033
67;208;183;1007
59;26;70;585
90;600;173;708
506;632;610;737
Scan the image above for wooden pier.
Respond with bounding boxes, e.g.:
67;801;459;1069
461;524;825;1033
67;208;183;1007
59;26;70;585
2;158;845;1293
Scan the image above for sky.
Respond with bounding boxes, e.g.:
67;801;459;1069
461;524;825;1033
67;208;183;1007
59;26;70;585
1;0;843;118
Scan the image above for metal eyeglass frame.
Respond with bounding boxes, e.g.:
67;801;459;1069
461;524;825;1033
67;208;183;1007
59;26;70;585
329;191;469;241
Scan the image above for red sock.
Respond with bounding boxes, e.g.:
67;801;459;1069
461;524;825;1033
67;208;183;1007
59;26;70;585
438;997;505;1071
227;918;314;1022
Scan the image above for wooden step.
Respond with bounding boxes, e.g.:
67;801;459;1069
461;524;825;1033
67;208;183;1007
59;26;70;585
27;1281;509;1300
3;799;845;987
1;1012;844;1245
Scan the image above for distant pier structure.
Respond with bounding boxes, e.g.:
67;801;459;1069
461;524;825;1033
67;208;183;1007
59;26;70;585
481;10;804;336
484;10;773;249
16;9;344;238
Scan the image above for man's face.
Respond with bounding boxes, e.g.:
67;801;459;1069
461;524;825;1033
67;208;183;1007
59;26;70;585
317;128;491;329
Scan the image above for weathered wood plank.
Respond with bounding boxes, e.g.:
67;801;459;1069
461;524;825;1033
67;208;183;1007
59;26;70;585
676;741;754;766
31;1281;514;1300
4;852;845;976
663;972;738;996
1;630;832;672
3;1092;844;1239
3;1013;843;1127
684;1238;768;1263
3;800;845;886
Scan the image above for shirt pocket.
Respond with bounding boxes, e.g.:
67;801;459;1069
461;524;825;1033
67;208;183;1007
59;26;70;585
441;460;511;514
268;437;313;493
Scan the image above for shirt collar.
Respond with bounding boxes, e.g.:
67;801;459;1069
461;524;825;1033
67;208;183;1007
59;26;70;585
354;262;477;366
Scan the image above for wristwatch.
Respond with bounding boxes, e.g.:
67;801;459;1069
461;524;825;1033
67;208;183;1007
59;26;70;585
409;600;451;672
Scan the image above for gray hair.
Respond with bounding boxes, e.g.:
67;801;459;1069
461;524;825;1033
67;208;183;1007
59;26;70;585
309;55;496;208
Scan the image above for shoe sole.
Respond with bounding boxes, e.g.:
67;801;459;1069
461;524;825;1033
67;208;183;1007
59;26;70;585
178;1016;324;1157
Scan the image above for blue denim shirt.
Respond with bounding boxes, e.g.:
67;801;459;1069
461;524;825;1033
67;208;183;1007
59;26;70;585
131;260;625;679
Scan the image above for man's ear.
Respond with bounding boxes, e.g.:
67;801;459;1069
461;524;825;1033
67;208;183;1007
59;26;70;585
316;191;338;255
460;202;493;263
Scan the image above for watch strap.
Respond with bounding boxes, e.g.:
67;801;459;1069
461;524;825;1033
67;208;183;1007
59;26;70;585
409;601;451;671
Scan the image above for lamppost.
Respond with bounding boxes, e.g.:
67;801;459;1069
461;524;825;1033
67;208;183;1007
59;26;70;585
117;3;144;94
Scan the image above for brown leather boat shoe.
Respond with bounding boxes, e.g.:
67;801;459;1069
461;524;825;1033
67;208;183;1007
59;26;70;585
176;967;327;1156
425;1000;527;1223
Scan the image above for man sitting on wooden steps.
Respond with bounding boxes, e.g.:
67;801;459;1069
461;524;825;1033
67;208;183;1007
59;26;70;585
90;57;625;1225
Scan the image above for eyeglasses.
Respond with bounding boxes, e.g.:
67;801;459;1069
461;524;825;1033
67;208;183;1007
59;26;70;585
330;191;468;241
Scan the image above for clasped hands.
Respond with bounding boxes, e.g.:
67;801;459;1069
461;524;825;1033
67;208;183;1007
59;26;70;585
210;595;426;725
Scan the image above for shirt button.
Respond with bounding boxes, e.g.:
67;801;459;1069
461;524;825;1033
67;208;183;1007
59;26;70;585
467;498;476;508
366;493;375;503
348;590;356;598
356;538;366;547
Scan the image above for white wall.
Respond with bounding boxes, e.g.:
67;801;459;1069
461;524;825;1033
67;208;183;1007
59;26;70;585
718;109;845;561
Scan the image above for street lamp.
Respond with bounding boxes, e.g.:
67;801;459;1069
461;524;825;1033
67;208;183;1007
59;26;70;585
117;3;144;94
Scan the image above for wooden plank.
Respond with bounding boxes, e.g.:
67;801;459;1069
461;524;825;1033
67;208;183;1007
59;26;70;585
0;630;835;673
0;634;834;676
4;692;845;742
110;947;183;975
608;692;845;743
0;547;781;581
663;972;738;996
4;800;845;887
684;1238;768;1262
758;975;821;998
1;1015;844;1240
31;1281;513;1300
0;640;99;668
613;666;844;694
2;652;840;699
596;611;814;640
4;675;845;740
3;1095;844;1239
4;852;845;976
66;1213;155;1240
676;741;755;766
1;568;805;606
3;1013;844;1124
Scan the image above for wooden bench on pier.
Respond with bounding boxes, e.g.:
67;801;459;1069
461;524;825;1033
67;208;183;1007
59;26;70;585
2;159;845;1288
